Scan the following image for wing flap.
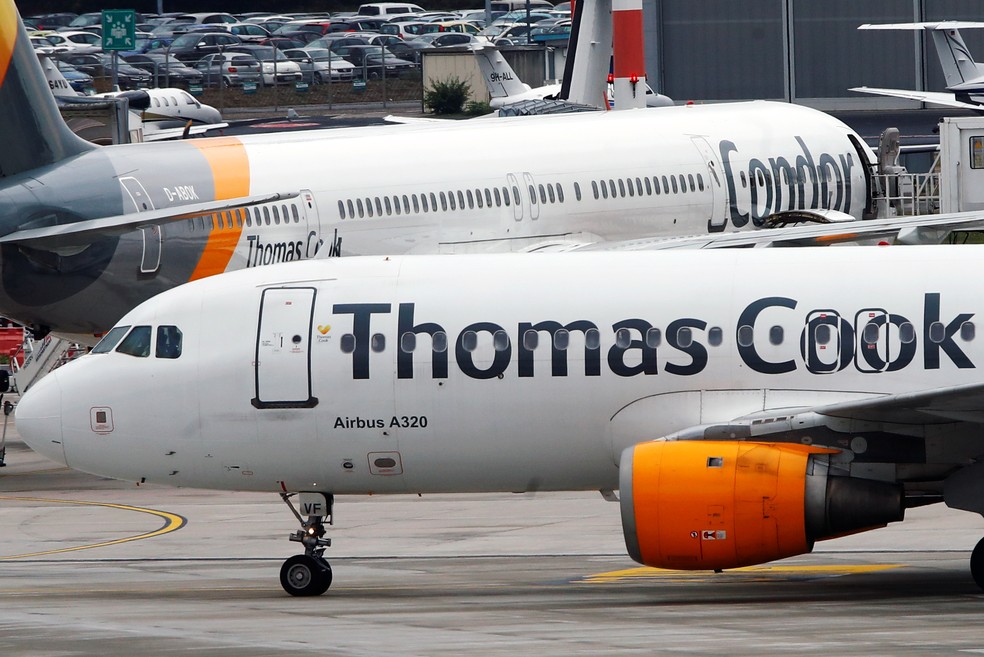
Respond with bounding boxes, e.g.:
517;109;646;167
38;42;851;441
572;210;984;251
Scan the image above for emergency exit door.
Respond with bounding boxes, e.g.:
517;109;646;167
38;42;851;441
252;287;319;409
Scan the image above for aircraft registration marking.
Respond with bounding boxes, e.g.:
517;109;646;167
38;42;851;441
576;563;903;584
0;496;186;559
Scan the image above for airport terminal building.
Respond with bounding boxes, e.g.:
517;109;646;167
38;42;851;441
643;0;984;109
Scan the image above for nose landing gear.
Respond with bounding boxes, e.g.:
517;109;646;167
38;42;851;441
279;492;333;596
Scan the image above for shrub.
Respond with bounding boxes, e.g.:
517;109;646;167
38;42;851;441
464;99;492;116
424;76;471;115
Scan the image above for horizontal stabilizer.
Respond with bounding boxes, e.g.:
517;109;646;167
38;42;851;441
858;22;984;31
850;86;984;110
142;123;230;141
0;192;298;249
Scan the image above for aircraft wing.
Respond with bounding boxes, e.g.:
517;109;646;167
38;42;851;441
812;382;984;425
141;122;230;142
0;192;297;249
569;210;984;252
850;86;984;111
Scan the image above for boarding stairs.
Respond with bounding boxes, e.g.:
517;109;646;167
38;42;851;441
10;334;84;394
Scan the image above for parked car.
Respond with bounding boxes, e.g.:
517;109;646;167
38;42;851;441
176;13;238;25
260;37;308;51
225;45;303;85
26;13;78;30
157;31;243;63
30;35;68;55
54;60;94;93
194;52;262;87
380;20;442;40
356;3;425;18
306;35;369;53
339;44;417;79
57;53;152;90
124;53;204;88
227;23;271;43
38;30;102;53
283;47;357;83
410;32;482;48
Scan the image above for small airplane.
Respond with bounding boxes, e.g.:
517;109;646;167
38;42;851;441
852;22;984;110
473;45;673;111
39;55;227;141
17;244;984;595
0;0;877;343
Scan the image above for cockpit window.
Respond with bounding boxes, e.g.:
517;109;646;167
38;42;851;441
156;326;183;359
116;326;152;357
92;325;131;354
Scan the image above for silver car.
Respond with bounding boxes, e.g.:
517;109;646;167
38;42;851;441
194;52;262;87
283;47;357;83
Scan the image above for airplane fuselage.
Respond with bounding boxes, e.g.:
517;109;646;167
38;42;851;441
18;247;980;496
0;102;871;336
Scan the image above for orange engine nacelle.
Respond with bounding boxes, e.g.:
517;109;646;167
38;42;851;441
619;441;904;571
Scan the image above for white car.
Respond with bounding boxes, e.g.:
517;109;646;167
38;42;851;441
227;45;302;85
36;30;102;53
283;48;357;83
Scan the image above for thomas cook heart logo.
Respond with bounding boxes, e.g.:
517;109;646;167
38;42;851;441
317;324;331;335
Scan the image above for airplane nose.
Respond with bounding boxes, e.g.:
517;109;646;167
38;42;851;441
15;371;67;467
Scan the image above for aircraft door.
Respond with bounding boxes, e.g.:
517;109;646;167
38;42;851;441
854;309;892;373
690;137;726;231
299;189;326;258
507;173;523;221
119;176;161;274
252;287;319;409
523;172;540;220
803;310;849;374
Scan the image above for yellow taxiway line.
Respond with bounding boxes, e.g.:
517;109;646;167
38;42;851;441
0;495;186;559
579;563;903;584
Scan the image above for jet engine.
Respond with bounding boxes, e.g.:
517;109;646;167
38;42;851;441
619;441;904;571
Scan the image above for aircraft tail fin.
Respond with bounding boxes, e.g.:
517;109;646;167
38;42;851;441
859;22;984;90
473;46;531;101
0;0;94;179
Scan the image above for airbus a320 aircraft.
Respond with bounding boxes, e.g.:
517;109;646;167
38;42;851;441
17;246;984;595
0;0;874;341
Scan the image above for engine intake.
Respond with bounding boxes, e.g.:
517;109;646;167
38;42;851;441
619;441;903;571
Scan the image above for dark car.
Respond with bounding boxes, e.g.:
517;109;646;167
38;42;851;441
338;44;417;79
260;37;308;51
26;13;77;30
54;59;94;94
57;53;152;90
156;31;243;63
124;53;204;88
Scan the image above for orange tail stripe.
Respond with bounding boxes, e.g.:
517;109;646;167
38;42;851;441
0;0;19;87
188;139;250;281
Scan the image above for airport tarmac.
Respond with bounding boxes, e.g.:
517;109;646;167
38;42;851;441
3;417;984;656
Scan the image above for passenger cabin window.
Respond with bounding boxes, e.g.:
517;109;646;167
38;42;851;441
92;325;131;353
116;325;152;357
156;326;183;359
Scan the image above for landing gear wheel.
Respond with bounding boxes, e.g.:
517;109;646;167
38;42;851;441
971;538;984;590
281;554;332;596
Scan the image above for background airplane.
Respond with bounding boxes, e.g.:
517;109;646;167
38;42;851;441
473;45;673;111
852;22;984;110
17;245;984;595
39;54;227;141
0;0;874;343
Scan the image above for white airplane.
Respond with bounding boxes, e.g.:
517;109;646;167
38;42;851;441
17;244;984;596
39;55;227;141
852;22;984;110
0;0;878;342
473;45;673;111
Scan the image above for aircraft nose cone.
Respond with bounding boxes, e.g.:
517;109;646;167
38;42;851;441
16;371;67;467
